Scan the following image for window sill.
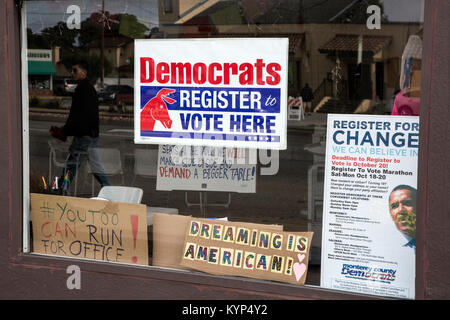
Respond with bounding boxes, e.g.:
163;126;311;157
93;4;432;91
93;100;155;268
10;252;386;300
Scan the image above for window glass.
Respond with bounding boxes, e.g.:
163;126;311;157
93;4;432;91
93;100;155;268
24;0;424;297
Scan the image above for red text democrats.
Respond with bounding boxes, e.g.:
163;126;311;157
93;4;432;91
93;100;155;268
140;58;282;86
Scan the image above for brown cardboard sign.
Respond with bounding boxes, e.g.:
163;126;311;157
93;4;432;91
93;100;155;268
408;69;421;97
30;193;148;266
152;213;192;269
152;213;283;270
180;218;313;285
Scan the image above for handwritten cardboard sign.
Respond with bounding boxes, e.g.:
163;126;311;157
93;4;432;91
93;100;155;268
157;145;257;193
180;218;313;285
30;193;148;266
153;213;283;270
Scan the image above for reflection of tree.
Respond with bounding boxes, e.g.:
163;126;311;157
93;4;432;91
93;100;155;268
119;14;148;39
27;12;147;81
77;19;102;49
236;0;388;25
27;28;50;49
41;22;78;49
331;0;388;24
62;52;112;84
27;22;109;82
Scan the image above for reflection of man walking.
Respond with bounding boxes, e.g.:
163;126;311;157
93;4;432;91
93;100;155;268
301;83;314;114
51;60;110;193
388;185;417;251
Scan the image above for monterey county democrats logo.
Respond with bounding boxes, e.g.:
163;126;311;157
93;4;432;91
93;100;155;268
341;264;397;284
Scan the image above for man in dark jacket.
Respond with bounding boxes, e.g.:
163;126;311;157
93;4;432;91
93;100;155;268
300;83;314;114
51;60;110;193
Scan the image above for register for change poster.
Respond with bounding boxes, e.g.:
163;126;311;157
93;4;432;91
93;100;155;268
134;38;288;150
321;114;419;299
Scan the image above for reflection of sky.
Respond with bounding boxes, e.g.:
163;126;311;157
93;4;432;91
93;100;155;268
26;0;159;33
26;0;425;33
381;0;425;22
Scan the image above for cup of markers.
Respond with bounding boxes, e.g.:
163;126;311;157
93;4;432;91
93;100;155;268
41;172;70;195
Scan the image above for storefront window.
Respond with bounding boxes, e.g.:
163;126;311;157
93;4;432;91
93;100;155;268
23;0;424;298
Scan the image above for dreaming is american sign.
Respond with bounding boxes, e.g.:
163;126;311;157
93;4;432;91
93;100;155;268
134;38;288;150
180;218;313;285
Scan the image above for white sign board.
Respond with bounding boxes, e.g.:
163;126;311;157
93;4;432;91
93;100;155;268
321;114;419;299
156;145;256;193
288;96;304;120
27;49;52;62
134;38;288;150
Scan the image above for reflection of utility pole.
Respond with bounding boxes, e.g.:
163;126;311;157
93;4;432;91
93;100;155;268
100;0;105;86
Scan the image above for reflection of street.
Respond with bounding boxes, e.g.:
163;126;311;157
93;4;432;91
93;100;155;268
30;112;327;219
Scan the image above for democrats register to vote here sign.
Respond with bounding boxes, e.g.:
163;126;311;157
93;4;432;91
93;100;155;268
321;114;419;299
134;38;288;150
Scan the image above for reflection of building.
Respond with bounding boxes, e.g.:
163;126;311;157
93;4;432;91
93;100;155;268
155;0;421;114
27;49;56;93
308;23;420;113
88;35;135;87
89;35;134;78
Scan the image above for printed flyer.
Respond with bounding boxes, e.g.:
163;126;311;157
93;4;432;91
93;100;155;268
320;114;419;299
134;38;288;149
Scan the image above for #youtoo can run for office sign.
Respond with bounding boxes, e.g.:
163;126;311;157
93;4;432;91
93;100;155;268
134;38;288;150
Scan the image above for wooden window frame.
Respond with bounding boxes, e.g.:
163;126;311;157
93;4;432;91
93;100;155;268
1;0;448;300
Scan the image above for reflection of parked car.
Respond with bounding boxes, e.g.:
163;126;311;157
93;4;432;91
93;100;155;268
53;77;77;96
98;85;134;106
